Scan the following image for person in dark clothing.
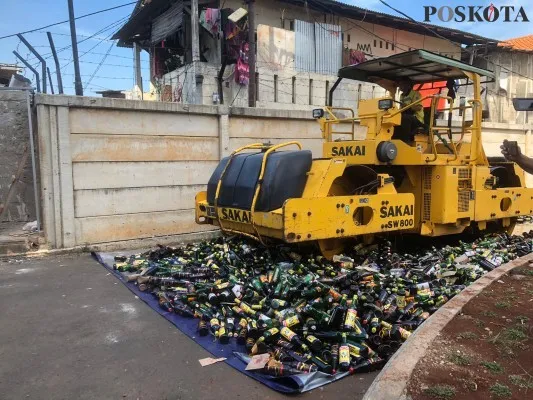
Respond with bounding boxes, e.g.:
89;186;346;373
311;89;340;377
501;140;533;174
392;79;427;142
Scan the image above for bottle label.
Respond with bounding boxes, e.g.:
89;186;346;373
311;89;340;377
307;335;318;344
240;303;255;315
267;327;279;336
339;346;350;364
400;328;411;340
215;282;230;290
348;343;360;357
281;327;296;341
396;296;406;309
283;315;300;328
344;309;357;328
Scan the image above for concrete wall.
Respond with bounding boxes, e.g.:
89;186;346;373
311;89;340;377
0;90;37;222
34;94;532;249
34;95;323;249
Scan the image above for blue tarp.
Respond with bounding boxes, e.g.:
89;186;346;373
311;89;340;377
93;251;351;393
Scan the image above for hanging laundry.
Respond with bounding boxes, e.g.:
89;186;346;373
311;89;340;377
199;8;221;37
349;50;367;65
235;42;250;85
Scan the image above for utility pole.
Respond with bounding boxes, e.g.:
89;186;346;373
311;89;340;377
247;0;256;107
67;0;83;96
133;42;143;100
191;0;200;104
47;32;64;94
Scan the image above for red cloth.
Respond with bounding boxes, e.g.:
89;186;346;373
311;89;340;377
415;81;447;109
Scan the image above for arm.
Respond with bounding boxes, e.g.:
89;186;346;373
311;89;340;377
501;141;533;175
402;91;423;112
410;91;423;112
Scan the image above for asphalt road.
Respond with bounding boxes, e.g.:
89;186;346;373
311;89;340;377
0;253;377;400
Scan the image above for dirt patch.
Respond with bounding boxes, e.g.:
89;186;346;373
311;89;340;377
407;265;533;400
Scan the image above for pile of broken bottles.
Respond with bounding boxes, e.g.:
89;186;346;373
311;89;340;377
114;231;533;377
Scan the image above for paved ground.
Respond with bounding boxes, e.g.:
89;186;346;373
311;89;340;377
0;253;377;400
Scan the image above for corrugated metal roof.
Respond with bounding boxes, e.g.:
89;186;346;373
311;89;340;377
151;1;183;43
295;20;316;73
315;22;341;75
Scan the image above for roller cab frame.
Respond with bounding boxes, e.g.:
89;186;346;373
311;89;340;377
195;50;533;257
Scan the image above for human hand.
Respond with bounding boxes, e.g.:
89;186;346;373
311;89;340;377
501;140;522;162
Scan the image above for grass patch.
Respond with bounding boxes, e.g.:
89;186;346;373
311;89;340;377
473;318;485;327
457;331;478;340
482;310;497;317
489;383;512;398
495;301;511;309
516;315;530;323
447;352;472;366
480;361;504;373
491;325;528;345
509;374;533;389
424;385;456;399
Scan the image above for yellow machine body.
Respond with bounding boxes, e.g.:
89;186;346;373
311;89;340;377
195;50;533;256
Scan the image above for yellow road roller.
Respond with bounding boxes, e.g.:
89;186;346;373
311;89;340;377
195;50;533;257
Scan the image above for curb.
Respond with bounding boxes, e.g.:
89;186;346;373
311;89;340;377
0;230;221;260
362;253;533;400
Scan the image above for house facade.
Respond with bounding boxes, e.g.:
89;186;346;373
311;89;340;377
114;0;497;111
480;35;533;124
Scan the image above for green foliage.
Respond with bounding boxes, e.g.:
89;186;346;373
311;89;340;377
480;361;503;373
447;352;472;366
424;385;456;399
489;383;512;398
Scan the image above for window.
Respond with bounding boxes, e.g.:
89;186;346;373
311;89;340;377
347;34;351;43
289;20;295;31
309;79;313;105
374;39;377;47
392;43;395;51
380;41;383;49
292;77;296;104
386;42;389;50
274;75;278;102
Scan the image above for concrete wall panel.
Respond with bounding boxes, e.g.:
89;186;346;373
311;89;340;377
229;117;321;139
74;185;203;218
72;161;217;190
71;135;219;162
69;108;218;136
74;209;210;244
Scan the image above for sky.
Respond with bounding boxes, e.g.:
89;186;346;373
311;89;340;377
0;0;531;96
